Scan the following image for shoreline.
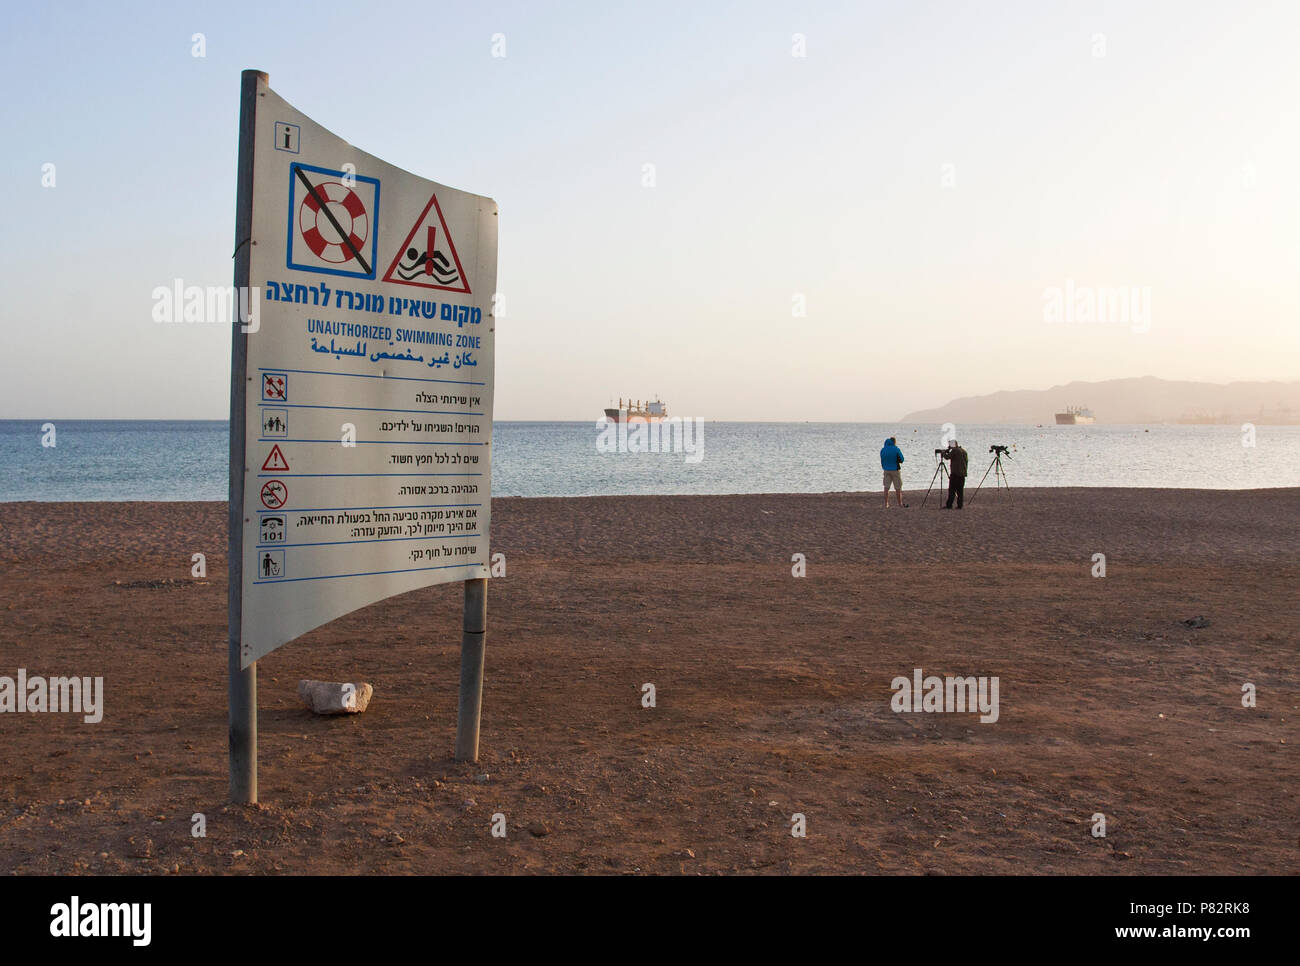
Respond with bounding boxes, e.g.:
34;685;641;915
2;482;1298;508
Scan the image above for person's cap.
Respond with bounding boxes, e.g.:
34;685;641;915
950;439;958;447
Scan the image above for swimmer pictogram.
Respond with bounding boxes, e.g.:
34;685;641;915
381;192;470;293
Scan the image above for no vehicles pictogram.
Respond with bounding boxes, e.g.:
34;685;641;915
260;480;288;509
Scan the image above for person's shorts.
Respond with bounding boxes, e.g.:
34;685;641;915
883;470;902;491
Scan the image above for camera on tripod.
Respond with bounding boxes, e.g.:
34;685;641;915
934;448;948;456
967;444;1012;505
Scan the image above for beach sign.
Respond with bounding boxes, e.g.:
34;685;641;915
228;70;496;800
230;73;497;669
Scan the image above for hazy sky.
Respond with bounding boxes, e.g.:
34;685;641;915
3;0;1297;420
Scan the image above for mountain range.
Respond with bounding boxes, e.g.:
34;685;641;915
900;377;1300;425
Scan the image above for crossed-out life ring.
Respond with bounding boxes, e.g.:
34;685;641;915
299;181;368;263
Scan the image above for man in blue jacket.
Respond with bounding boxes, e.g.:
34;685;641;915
879;437;907;508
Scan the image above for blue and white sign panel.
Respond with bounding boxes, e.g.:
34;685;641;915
240;77;497;667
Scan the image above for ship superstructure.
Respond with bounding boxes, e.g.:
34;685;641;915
603;398;668;422
1055;406;1096;425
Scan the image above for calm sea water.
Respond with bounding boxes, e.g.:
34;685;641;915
1;420;1297;502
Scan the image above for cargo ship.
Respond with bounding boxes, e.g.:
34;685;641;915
1055;406;1096;425
603;397;667;422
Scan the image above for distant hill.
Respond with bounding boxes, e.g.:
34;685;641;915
900;377;1300;425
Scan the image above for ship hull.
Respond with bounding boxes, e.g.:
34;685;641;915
1055;414;1096;425
603;409;666;423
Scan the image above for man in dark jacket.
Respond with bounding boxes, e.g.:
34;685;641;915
941;440;969;509
879;437;907;508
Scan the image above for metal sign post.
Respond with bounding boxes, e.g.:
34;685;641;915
228;68;264;803
455;577;488;762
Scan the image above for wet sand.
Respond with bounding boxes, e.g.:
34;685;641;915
0;488;1296;874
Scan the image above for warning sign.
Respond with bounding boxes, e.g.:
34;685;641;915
287;162;380;280
261;444;290;472
381;193;470;293
236;75;496;668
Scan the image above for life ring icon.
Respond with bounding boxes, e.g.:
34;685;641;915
298;181;369;264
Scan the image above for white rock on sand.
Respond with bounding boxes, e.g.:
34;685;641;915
297;680;373;715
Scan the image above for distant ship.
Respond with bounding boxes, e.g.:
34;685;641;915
603;397;667;422
1055;406;1096;425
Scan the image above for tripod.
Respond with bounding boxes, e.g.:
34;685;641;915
968;449;1012;506
920;452;950;508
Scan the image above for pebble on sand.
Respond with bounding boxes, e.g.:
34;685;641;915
297;680;374;715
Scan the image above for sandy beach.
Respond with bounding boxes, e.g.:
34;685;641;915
0;487;1296;875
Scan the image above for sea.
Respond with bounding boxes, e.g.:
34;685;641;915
1;420;1297;502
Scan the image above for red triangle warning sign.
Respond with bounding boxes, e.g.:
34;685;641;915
382;193;471;293
261;444;290;472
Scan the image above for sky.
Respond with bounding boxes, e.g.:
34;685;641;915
3;0;1297;421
